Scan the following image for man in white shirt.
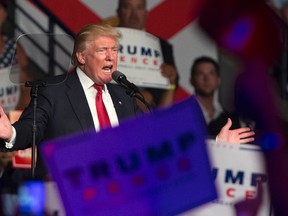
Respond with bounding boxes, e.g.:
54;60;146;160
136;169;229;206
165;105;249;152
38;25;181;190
0;25;255;180
0;24;143;179
190;56;243;138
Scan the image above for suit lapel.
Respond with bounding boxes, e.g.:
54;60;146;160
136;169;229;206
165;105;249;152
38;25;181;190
65;71;95;130
107;83;130;121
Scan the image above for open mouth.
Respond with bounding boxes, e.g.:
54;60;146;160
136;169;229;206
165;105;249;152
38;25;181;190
102;65;113;73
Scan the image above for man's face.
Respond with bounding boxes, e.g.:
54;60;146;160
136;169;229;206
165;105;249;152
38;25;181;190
191;62;220;97
117;0;147;30
77;36;119;85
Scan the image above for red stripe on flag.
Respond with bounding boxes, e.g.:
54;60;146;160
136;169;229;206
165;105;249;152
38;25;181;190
146;0;205;40
39;0;102;33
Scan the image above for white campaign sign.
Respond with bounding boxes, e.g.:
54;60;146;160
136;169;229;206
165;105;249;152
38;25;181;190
181;140;272;216
0;67;21;114
116;27;169;89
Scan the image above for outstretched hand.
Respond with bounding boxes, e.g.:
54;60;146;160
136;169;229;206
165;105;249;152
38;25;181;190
216;118;255;144
0;106;13;142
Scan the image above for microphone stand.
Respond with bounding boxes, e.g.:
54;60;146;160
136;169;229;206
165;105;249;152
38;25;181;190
25;80;47;179
125;87;152;113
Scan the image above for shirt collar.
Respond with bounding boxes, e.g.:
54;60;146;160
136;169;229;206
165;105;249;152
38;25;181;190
195;91;224;123
76;67;108;91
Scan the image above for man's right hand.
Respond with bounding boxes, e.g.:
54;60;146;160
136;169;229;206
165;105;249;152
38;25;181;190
0;106;13;142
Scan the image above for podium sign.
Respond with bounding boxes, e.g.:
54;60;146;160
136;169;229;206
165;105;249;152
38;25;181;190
41;97;217;216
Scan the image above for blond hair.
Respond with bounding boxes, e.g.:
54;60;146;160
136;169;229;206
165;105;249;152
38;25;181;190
71;24;122;67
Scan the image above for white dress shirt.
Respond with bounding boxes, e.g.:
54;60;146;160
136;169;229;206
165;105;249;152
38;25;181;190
76;68;119;132
196;91;224;124
5;68;119;148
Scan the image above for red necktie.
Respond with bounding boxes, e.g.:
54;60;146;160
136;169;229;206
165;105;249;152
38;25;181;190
93;84;111;129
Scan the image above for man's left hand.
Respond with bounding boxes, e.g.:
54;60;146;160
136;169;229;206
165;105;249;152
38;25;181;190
217;118;255;144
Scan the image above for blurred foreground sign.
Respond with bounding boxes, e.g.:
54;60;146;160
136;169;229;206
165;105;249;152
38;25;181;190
41;97;217;216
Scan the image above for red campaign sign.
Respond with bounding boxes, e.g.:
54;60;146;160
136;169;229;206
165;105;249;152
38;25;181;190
12;147;37;169
9;110;37;169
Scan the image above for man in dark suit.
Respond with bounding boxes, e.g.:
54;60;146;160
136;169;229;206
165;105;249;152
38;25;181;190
0;24;142;180
0;24;255;181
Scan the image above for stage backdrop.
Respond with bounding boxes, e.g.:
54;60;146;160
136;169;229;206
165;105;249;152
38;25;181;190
15;0;217;98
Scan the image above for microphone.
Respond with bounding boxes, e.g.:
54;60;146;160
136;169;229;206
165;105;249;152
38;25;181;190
112;71;140;93
112;70;152;112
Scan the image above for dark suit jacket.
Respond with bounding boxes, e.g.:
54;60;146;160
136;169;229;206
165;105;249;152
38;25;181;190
1;69;142;179
207;111;242;138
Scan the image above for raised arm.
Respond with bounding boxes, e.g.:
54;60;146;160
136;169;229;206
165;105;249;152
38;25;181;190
159;63;178;107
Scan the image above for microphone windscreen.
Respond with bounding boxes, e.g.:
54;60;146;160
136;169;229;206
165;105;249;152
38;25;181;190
112;71;125;83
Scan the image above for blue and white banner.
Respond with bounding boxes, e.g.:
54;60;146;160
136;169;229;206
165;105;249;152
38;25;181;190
181;141;271;216
116;27;169;89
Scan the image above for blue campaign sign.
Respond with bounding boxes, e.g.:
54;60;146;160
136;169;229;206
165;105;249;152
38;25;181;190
41;96;217;216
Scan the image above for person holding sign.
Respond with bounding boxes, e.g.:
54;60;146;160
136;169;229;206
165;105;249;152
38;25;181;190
0;0;32;113
0;24;142;181
116;0;178;111
0;0;35;215
0;0;32;175
0;23;254;181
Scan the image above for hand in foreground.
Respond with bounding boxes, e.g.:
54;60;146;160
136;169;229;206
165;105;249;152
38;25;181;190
216;118;255;144
0;106;13;142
